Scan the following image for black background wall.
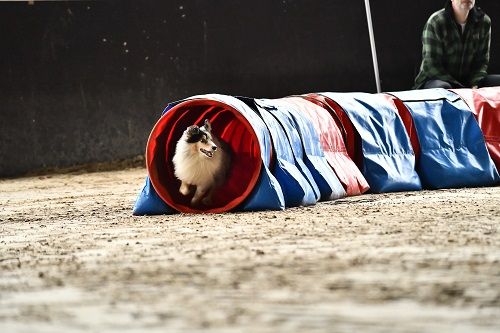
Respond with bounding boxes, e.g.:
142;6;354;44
1;0;499;177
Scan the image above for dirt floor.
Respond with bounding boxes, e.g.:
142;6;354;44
1;167;499;333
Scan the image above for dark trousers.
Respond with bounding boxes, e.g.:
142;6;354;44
422;74;500;89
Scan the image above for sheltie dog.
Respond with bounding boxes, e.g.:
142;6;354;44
172;119;231;206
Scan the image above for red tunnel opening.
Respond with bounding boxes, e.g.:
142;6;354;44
146;99;263;213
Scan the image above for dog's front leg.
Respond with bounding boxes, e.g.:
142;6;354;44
191;186;208;206
201;187;215;206
179;181;192;196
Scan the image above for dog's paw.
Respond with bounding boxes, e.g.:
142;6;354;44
201;196;213;206
179;183;191;196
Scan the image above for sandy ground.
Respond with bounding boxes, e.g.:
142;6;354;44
1;167;499;333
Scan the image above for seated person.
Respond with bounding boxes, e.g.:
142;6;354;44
414;0;500;89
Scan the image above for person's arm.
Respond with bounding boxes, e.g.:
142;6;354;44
420;19;462;86
469;18;491;87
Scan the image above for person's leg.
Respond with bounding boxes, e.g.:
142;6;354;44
478;75;500;87
422;79;453;89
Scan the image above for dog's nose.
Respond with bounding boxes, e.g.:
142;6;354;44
211;145;217;151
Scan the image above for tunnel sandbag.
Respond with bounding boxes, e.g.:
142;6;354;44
242;98;320;207
389;88;500;189
133;177;176;215
278;96;347;200
302;93;370;195
142;94;285;213
450;87;500;171
319;92;422;193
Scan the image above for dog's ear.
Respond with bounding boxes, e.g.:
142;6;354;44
203;119;212;132
187;125;199;134
185;125;203;143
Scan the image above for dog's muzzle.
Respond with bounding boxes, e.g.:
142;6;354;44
200;147;216;158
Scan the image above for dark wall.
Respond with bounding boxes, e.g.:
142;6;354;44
1;0;499;177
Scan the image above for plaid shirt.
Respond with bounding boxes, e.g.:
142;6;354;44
414;2;491;88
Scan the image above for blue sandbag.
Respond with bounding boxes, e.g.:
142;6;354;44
389;88;500;189
320;92;422;193
132;177;175;215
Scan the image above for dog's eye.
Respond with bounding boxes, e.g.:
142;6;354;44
201;138;208;144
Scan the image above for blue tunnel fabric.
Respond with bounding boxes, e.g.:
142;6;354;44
279;97;347;201
389;88;500;189
320;92;422;193
238;98;310;207
247;98;320;207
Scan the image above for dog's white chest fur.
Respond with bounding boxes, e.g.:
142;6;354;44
173;142;225;188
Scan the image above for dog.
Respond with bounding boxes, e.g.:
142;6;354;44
172;119;231;206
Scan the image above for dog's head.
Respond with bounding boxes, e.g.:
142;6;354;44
183;119;218;158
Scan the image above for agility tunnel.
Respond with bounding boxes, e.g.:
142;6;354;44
133;87;500;215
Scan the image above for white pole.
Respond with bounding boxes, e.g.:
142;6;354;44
364;0;382;93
